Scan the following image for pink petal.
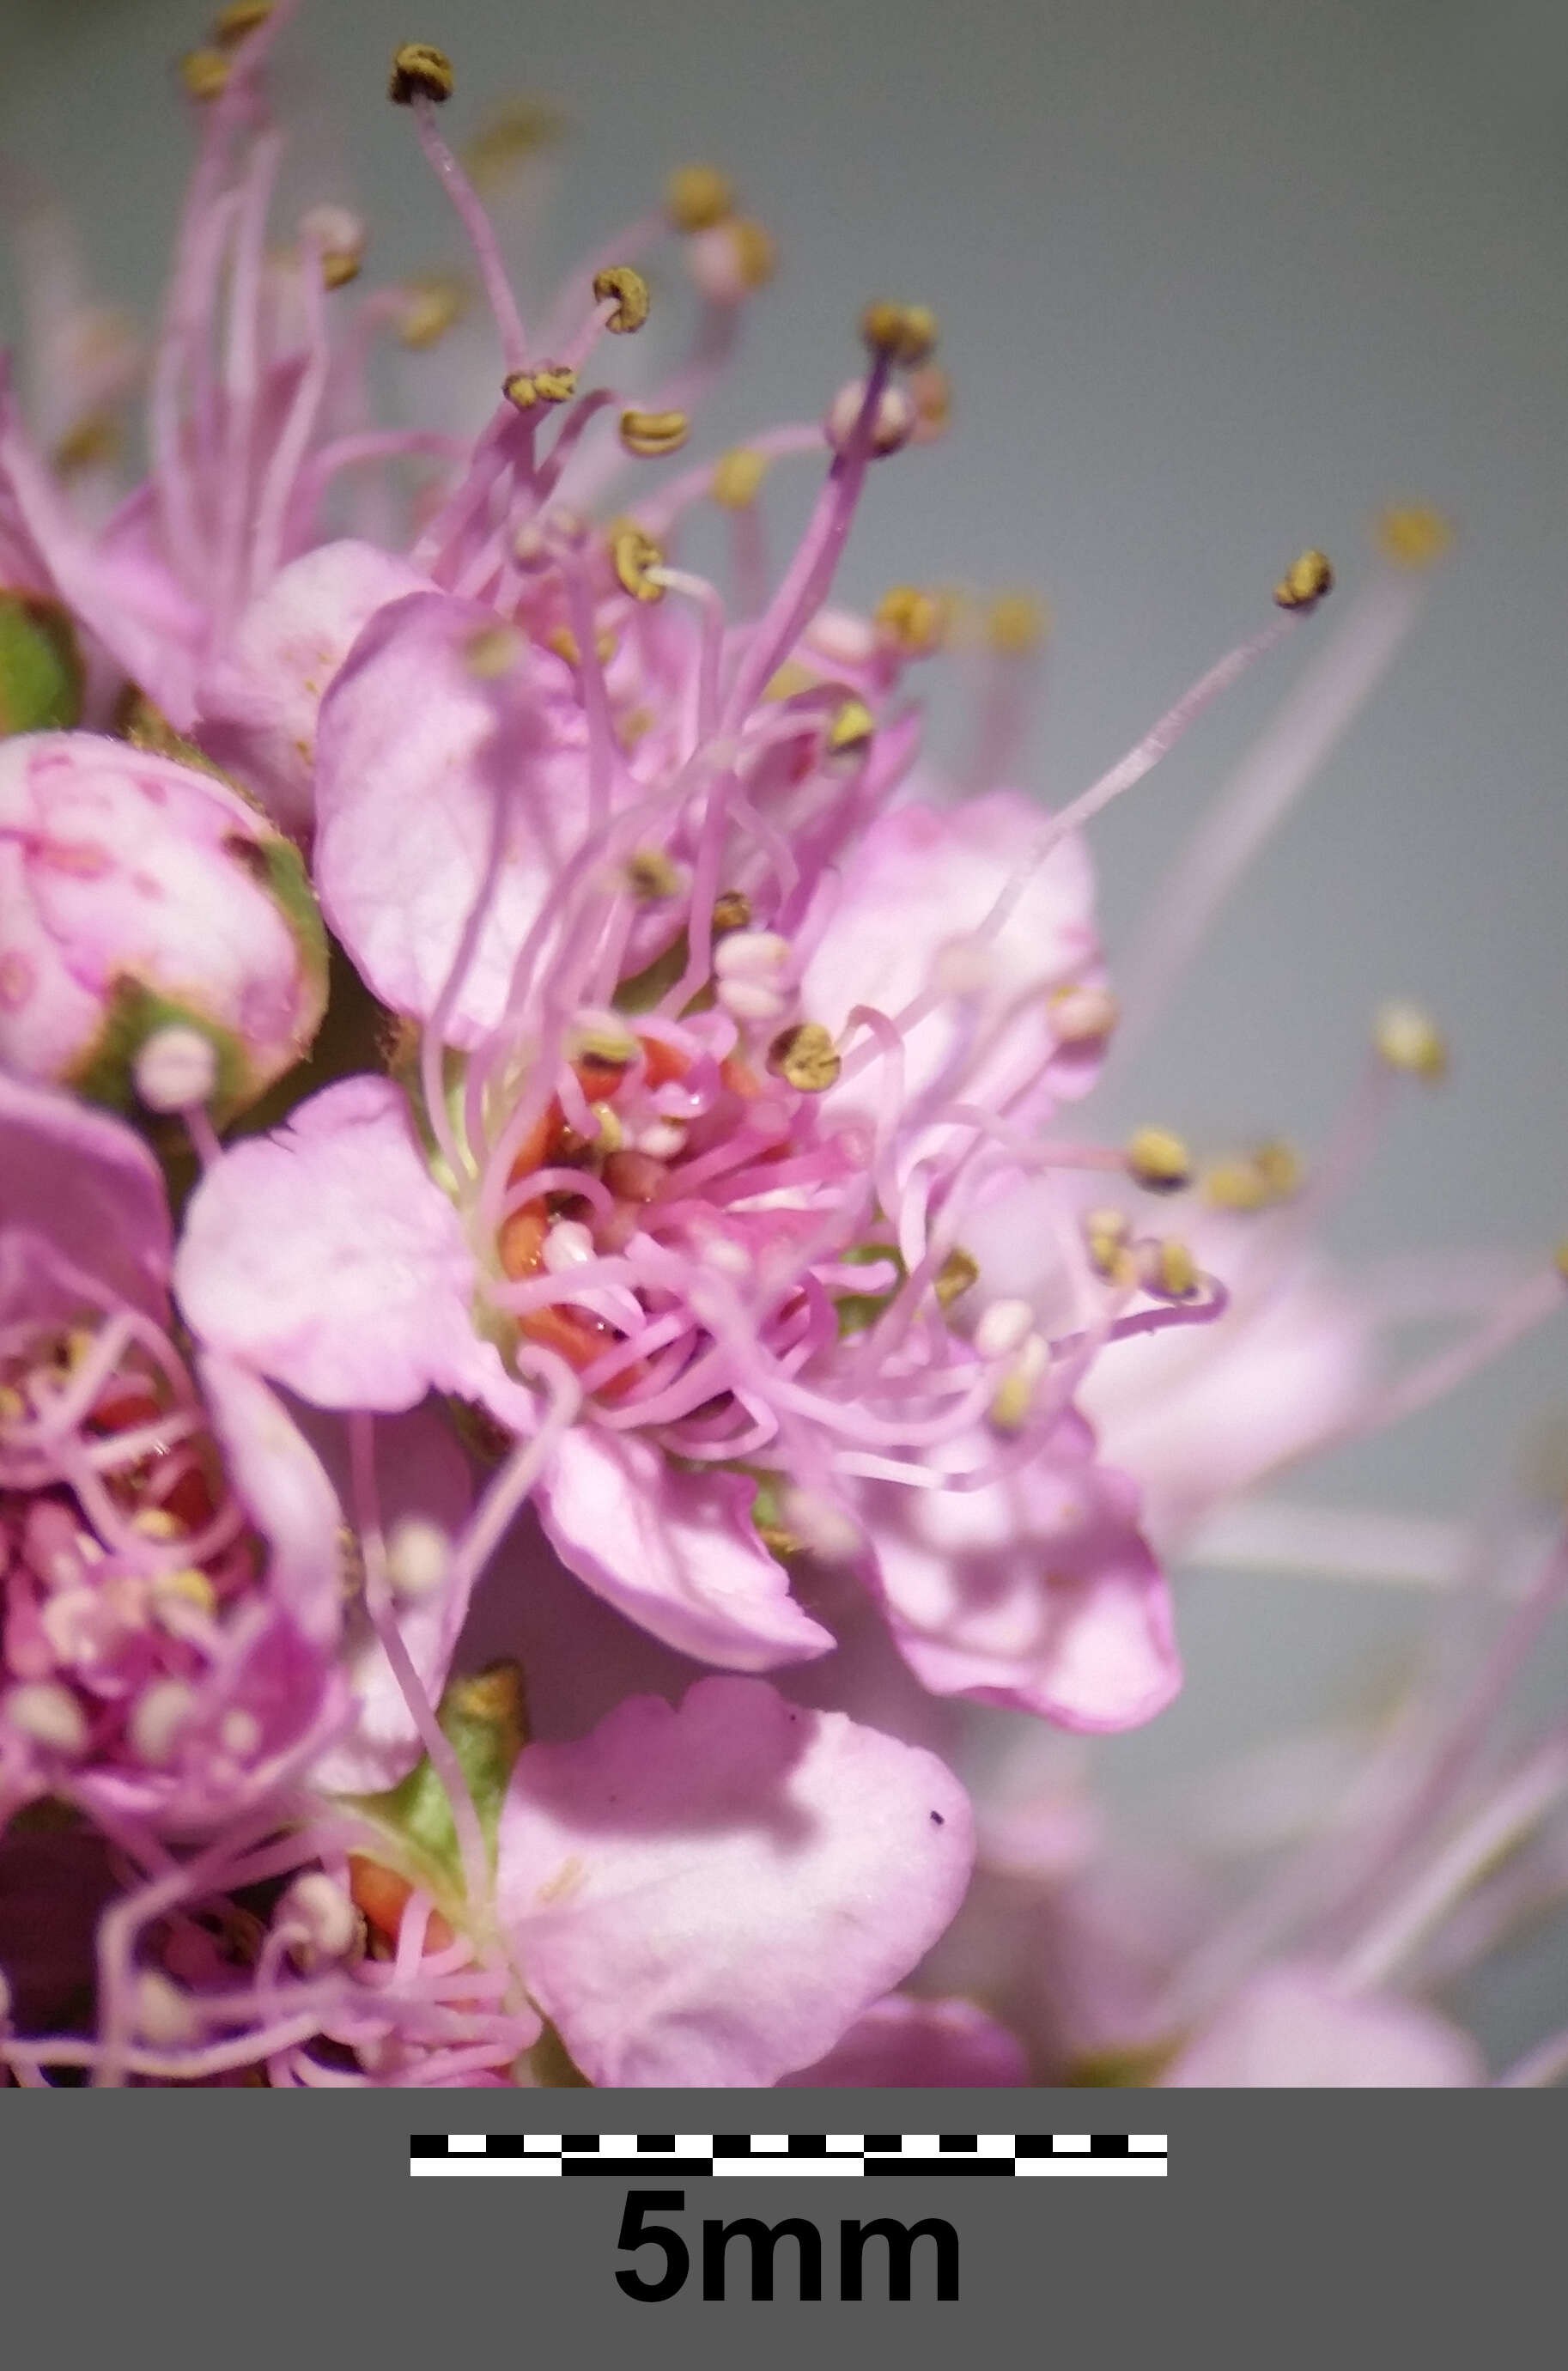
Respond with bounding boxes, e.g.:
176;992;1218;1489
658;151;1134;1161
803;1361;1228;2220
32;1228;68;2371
196;540;430;833
313;592;586;1041
799;793;1101;1122
0;1069;170;1318
302;1400;475;1796
497;1675;975;2087
780;1992;1029;2087
535;1427;836;1670
174;1074;507;1414
1164;1965;1485;2088
860;1422;1181;1731
197;1353;342;1649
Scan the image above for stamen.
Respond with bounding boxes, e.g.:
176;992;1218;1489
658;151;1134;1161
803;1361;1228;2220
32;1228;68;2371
1373;999;1449;1083
860;301;939;367
592;264;651;334
767;1021;842;1091
619;408;691;459
1124;1126;1193;1194
388;42;456;106
666;165;735;233
1273;547;1334;612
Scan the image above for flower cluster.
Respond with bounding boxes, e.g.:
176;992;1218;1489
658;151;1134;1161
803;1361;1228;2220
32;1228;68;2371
0;3;1562;2088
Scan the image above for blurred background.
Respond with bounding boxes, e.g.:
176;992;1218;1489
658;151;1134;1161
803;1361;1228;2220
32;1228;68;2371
4;0;1565;2064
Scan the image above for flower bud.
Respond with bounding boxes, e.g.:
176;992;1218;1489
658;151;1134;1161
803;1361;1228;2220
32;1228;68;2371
0;733;327;1121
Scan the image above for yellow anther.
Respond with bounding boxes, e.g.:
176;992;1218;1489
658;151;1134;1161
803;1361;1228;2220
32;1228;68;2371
568;1020;639;1069
908;362;952;441
0;1384;24;1423
763;660;818;702
767;1021;842;1093
320;249;361;292
544;623;617;669
1142;1238;1199;1300
712;890;753;936
593;264;651;333
132;1508;184;1541
666;164;735;233
396;276;466;350
934;1247;981;1308
52;415;121;477
465;623;522;678
152;1568;217;1619
1376;505;1453;571
860;301;939;367
1125;1127;1193;1195
874;585;947;657
728;219;777;291
179;48;232;102
1084;1207;1132;1280
987;589;1050;657
1374;1000;1449;1083
465;99;569;188
619;409;691;459
710;447;770;509
611;524;665;602
625;849;680;902
1273;549;1334;612
502;363;577;410
590;1102;625;1154
389;42;454;106
827;698;876;753
213;3;272;46
1203;1137;1304;1213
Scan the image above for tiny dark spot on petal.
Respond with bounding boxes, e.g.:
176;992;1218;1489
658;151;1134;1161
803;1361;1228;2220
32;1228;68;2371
929;1810;945;1827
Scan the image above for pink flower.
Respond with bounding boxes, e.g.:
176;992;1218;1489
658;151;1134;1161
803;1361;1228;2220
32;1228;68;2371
494;1675;974;2086
0;1073;343;1833
0;732;325;1116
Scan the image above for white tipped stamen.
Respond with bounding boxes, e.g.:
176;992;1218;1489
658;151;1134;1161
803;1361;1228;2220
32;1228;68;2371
386;1514;453;1602
132;1024;219;1114
128;1679;198;1766
133;1970;201;2049
4;1681;89;1756
975;1298;1036;1359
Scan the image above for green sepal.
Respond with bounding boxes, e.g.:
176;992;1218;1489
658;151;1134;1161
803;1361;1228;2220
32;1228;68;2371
344;1662;530;1906
0;593;84;734
1065;2037;1182;2087
66;980;255;1124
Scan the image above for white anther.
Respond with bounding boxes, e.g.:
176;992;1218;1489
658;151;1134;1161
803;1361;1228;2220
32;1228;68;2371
634;1119;688;1159
717;978;790;1024
4;1681;88;1756
778;1486;866;1564
1049;983;1121;1045
805;607;878;668
219;1708;262;1758
132;1024;219;1115
128;1678;198;1766
134;1969;201;2048
541;1220;597;1276
386;1514;452;1602
825;379;917;458
713;929;793;982
975;1298;1036;1359
277;1872;362;1971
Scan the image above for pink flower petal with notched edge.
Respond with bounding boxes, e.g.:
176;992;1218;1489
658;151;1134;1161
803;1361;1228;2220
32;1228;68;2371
0;1069;171;1319
196;540;431;834
799;793;1102;1126
174;1073;518;1419
780;1993;1029;2086
496;1675;974;2087
1163;1965;1485;2088
313;591;587;1042
860;1419;1181;1731
535;1426;836;1671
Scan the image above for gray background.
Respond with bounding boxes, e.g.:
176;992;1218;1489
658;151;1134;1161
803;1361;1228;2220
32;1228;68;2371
4;0;1565;2064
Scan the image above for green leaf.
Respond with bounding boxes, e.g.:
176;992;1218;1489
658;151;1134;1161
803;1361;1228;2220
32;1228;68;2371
347;1663;530;1900
0;593;83;733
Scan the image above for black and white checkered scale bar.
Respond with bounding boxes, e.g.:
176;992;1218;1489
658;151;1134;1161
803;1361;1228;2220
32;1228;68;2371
410;2131;1167;2178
